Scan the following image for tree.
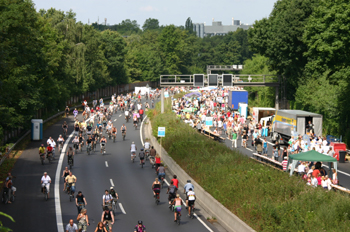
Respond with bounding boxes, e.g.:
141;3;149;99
248;0;319;98
142;18;159;31
185;17;193;34
118;19;141;35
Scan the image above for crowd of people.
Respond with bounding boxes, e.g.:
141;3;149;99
171;86;339;191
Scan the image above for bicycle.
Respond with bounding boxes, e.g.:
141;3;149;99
39;153;45;165
87;144;91;155
68;158;74;169
63;129;67;140
101;143;106;155
155;192;160;205
189;204;195;219
47;152;53;164
58;142;64;153
2;188;15;204
175;208;181;225
113;133;116;143
67;183;75;201
134;122;137;130
122;131;126;141
141;159;144;168
112;200;117;215
131;152;136;163
77;203;85;214
42;185;48;201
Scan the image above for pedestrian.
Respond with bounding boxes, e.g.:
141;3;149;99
282;156;288;171
263;138;268;156
231;130;238;148
273;146;279;162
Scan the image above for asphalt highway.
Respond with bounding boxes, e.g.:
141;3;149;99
59;99;219;232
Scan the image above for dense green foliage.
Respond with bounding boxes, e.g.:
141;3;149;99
148;99;350;231
248;0;350;143
0;0;252;142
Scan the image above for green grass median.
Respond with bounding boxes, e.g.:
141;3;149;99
147;95;350;231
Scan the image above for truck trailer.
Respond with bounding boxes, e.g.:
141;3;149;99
252;107;275;125
228;90;248;110
271;110;323;143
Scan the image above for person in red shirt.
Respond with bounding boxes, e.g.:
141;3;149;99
171;175;179;189
96;106;100;112
46;144;53;158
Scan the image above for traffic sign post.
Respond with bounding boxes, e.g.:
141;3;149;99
158;127;165;158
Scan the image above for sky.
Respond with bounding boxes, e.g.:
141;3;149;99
32;0;278;27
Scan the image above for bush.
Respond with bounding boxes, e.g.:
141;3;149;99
147;97;350;231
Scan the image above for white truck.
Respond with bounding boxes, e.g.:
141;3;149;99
271;110;323;143
251;107;275;125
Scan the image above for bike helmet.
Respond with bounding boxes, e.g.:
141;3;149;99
187;180;191;183
138;220;143;225
132;141;135;144
141;148;144;151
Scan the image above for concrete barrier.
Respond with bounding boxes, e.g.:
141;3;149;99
143;119;255;232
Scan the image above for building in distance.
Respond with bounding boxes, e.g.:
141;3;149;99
193;18;252;38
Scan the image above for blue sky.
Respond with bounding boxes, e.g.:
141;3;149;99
33;0;278;27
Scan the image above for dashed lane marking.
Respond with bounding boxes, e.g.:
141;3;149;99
105;161;109;167
110;179;114;187
119;203;126;214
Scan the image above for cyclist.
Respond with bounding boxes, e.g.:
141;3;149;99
134;221;146;232
65;106;70;118
78;133;85;151
72;136;79;151
139;148;145;165
62;121;68;135
100;136;107;154
167;180;177;207
65;219;78;232
171;194;183;222
109;187;119;205
111;126;117;140
133;114;138;128
57;134;65;151
144;140;150;157
65;171;77;196
86;136;93;153
74;123;80;136
184;180;194;207
139;108;144;121
39;144;46;160
152;178;161;198
46;144;53;159
187;188;196;216
66;147;75;166
73;108;78;119
125;108;129;121
41;172;51;199
171;175;179;189
77;208;89;232
101;207;114;232
49;137;56;158
130;141;137;161
157;163;166;181
61;167;70;191
4;176;14;204
76;191;87;214
102;189;113;208
86;123;93;137
121;124;127;138
150;146;156;158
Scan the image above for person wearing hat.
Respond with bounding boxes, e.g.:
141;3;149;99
41;172;51;198
184;180;194;208
282;156;288;171
109;187;119;205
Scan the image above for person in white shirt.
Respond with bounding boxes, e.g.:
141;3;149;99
322;139;328;147
187;188;196;216
316;144;324;154
50;138;56;158
66;219;78;232
102;189;113;207
41;172;51;198
144;141;151;152
298;162;305;176
130;141;137;160
311;176;318;188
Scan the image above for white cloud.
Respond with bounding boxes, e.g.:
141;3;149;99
139;6;158;12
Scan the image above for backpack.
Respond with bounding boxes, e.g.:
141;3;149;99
169;185;176;194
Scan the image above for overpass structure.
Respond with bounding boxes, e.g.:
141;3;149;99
159;74;282;109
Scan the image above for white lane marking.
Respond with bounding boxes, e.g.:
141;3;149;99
55;115;95;232
110;179;114;187
114;119;117;121
163;179;214;232
105;161;109;167
119;203;126;214
246;148;253;152
55;132;74;232
140;115;147;146
119;115;122;117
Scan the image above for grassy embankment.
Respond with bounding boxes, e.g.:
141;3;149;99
147;94;350;232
